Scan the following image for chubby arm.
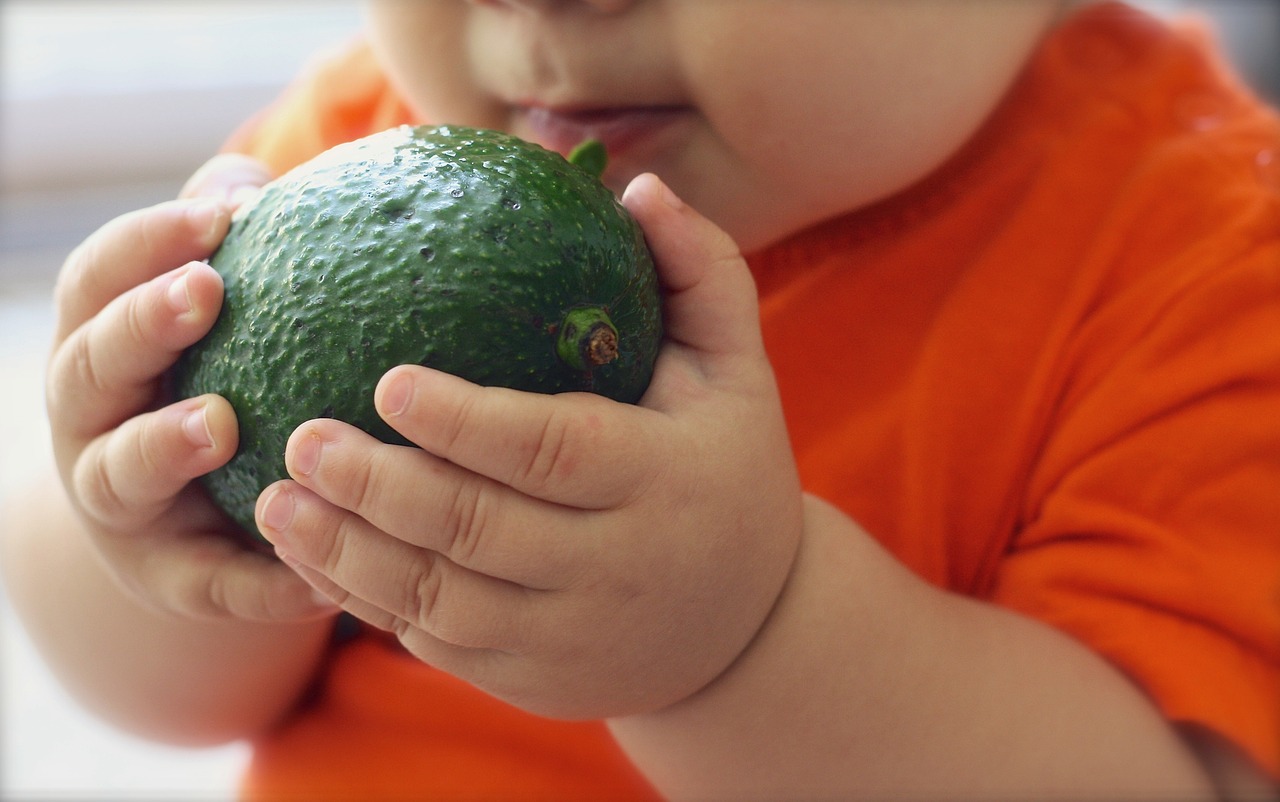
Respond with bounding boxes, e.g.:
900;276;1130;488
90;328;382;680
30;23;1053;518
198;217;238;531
1;475;334;745
611;496;1217;800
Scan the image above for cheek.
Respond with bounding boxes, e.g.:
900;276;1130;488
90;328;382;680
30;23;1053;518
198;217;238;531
673;21;906;231
365;3;503;128
687;77;900;247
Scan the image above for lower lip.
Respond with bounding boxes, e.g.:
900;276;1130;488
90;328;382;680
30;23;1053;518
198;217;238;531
515;105;689;163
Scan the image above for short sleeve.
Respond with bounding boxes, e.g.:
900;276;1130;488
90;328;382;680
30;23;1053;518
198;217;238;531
991;235;1280;779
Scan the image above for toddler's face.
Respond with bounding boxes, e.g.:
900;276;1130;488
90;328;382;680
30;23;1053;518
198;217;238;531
367;0;1064;252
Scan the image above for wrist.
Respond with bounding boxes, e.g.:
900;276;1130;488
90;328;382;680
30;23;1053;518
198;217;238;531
606;495;938;797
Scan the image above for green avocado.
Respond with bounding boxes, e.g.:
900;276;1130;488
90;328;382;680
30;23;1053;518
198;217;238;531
175;125;662;539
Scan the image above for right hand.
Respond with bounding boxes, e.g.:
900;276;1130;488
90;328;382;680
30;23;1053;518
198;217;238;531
46;155;339;623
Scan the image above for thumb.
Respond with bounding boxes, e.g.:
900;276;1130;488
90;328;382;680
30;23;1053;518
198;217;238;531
179;153;273;209
621;173;764;365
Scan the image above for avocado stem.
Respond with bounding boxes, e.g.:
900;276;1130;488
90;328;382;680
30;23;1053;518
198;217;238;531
556;307;620;371
567;138;608;178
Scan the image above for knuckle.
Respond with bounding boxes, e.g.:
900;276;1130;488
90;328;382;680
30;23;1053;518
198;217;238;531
169;567;236;622
519;409;588;492
132;413;173;484
197;567;233;619
66;328;107;398
315;511;358;576
139;537;259;622
347;449;382;517
406;557;450;637
121;290;154;353
442;481;488;565
439;392;479;454
74;447;125;524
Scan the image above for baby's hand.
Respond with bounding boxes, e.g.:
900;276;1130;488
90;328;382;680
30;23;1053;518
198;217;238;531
47;156;333;622
257;174;804;717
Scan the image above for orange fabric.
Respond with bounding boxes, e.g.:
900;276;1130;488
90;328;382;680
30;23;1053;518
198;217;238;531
244;638;659;802
231;3;1280;798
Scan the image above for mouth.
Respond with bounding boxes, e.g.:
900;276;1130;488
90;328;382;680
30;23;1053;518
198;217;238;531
513;104;691;165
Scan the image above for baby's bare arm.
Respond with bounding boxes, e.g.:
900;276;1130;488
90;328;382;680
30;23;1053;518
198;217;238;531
1;473;333;745
610;496;1223;800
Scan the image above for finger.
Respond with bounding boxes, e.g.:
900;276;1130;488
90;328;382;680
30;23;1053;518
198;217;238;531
273;553;507;691
279;419;586;588
68;394;330;623
375;365;666;508
100;518;342;623
48;261;224;442
54;197;230;343
256;480;539;651
71;394;237;530
620;173;765;368
180;153;272;208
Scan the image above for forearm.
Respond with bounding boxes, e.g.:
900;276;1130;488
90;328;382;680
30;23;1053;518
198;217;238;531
1;472;334;746
609;495;1216;800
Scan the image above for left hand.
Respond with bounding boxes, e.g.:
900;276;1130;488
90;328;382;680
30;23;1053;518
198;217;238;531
255;173;803;718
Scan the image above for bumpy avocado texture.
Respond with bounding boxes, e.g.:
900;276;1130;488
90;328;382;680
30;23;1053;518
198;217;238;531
175;125;662;538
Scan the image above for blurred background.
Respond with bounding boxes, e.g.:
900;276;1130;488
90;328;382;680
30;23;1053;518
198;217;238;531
1;1;1277;799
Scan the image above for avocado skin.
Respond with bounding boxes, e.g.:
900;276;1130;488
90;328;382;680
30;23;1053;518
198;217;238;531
175;125;662;538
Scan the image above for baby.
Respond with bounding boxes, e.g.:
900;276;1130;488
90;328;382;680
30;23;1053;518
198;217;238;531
3;1;1277;799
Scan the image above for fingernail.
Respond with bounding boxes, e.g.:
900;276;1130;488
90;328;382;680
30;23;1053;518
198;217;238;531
167;267;193;315
187;198;224;243
654;175;684;211
260;486;295;533
182;403;214;448
291;431;322;477
379;373;413;418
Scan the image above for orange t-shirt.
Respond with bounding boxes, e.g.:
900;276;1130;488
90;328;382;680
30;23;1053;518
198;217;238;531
230;3;1280;798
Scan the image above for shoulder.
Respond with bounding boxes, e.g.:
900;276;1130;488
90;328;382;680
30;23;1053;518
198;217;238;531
1019;2;1280;340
